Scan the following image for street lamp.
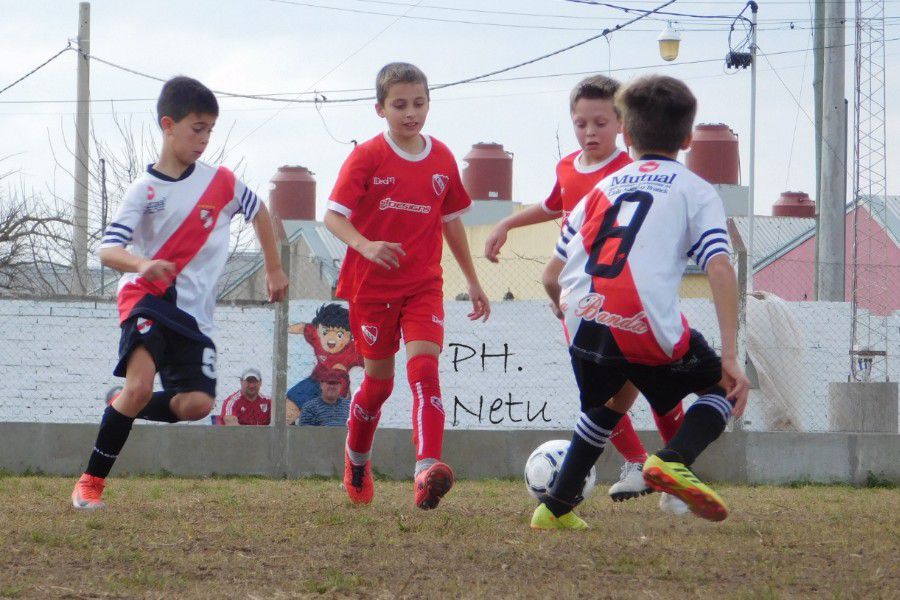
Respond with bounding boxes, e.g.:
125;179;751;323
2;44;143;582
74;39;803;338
657;22;681;61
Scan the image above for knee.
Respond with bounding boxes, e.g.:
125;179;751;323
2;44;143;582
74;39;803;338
122;378;154;404
605;383;638;412
175;392;215;421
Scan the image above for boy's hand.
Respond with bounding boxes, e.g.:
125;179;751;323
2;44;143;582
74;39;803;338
139;259;176;284
548;300;563;320
484;225;508;263
467;282;491;322
266;268;289;303
721;357;750;418
359;240;405;269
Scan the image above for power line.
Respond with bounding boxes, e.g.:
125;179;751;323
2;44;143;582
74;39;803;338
0;46;72;96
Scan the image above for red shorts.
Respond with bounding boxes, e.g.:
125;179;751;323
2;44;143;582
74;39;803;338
349;289;445;360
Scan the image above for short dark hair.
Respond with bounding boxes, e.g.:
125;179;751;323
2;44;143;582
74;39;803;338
311;303;350;330
375;62;429;105
615;75;696;154
156;76;218;126
569;74;621;113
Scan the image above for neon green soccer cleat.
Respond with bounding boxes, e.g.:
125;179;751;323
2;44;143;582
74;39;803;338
642;454;728;522
530;503;589;531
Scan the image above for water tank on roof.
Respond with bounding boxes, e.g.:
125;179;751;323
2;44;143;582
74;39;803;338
685;123;740;185
462;142;513;201
773;191;815;218
269;165;316;221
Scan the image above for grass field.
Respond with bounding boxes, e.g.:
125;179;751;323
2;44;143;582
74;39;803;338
1;475;897;599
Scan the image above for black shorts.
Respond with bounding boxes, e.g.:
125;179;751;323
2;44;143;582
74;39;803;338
114;316;217;397
571;329;722;417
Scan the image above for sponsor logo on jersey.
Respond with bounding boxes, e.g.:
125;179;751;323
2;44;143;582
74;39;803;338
378;198;431;214
430;396;445;414
573;293;649;334
610;172;677;186
373;176;396;186
431;314;443;326
362;325;378;346
639;161;660;173
136;317;153;334
432;173;450;196
147;185;156;200
199;208;214;229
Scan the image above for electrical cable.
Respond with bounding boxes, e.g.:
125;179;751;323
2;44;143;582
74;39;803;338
0;45;72;96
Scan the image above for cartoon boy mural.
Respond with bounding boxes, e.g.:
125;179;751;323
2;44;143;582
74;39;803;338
286;303;362;420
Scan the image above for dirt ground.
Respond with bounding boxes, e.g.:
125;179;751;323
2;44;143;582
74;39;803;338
0;475;897;599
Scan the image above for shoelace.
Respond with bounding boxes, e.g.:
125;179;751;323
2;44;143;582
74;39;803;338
350;464;366;489
620;461;643;479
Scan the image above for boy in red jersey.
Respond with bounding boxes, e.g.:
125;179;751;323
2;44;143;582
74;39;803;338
70;77;288;510
485;75;686;510
325;62;490;510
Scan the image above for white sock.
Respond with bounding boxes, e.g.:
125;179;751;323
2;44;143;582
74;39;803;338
346;443;370;467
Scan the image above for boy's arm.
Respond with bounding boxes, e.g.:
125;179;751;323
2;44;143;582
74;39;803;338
98;246;176;285
443;217;490;322
705;254;750;417
484;204;559;263
323;210;405;269
542;256;565;319
252;202;289;303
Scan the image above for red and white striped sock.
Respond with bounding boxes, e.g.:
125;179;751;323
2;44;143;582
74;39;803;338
407;354;444;463
346;375;393;465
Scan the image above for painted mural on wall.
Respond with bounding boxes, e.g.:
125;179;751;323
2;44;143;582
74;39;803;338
286;303;363;413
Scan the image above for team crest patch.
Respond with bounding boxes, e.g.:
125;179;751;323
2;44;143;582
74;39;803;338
432;173;450;196
261;404;268;413
199;208;214;229
362;325;378;346
136;317;153;334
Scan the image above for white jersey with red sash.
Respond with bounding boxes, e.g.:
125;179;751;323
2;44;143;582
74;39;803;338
555;157;731;366
100;161;260;340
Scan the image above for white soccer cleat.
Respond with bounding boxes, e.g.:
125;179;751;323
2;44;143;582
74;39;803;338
608;461;652;502
658;492;691;515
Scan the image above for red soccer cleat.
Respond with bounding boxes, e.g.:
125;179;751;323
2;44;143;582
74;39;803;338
414;461;454;510
343;450;374;505
71;473;106;510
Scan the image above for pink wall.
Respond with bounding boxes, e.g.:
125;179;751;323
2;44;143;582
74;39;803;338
753;208;899;315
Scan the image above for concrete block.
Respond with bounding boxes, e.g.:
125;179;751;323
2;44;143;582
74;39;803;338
828;382;898;433
851;433;900;484
745;432;852;483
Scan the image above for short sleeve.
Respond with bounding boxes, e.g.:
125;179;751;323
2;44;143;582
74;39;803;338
328;146;373;217
232;178;261;223
685;183;731;271
541;179;563;214
99;181;144;249
554;192;589;262
440;160;472;223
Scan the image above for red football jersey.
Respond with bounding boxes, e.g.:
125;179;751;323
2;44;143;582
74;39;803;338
220;392;272;426
328;133;471;302
541;149;632;219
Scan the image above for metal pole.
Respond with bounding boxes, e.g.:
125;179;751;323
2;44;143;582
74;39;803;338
817;0;847;301
812;0;825;298
271;239;290;476
99;157;107;296
746;2;758;290
71;2;90;295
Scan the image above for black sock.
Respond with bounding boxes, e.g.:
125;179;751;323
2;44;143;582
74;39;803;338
136;390;179;423
659;393;733;466
545;406;624;517
86;406;135;478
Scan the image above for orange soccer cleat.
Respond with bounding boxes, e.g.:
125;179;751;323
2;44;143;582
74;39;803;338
414;461;454;510
71;473;106;510
343;450;374;505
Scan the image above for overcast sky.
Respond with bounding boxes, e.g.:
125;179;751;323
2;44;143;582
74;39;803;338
1;0;898;226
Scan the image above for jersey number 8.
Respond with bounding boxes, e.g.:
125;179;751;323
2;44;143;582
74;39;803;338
585;191;653;279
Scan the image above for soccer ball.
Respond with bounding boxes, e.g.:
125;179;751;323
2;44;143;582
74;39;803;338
524;439;596;501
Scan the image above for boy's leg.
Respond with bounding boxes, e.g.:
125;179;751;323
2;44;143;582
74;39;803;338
73;346;156;510
344;300;401;504
652;402;684;444
151;330;218;422
539;356;627;523
401;289;453;510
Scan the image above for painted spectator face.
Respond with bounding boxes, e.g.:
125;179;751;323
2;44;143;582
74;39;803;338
317;324;351;354
320;379;343;404
242;376;260;399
